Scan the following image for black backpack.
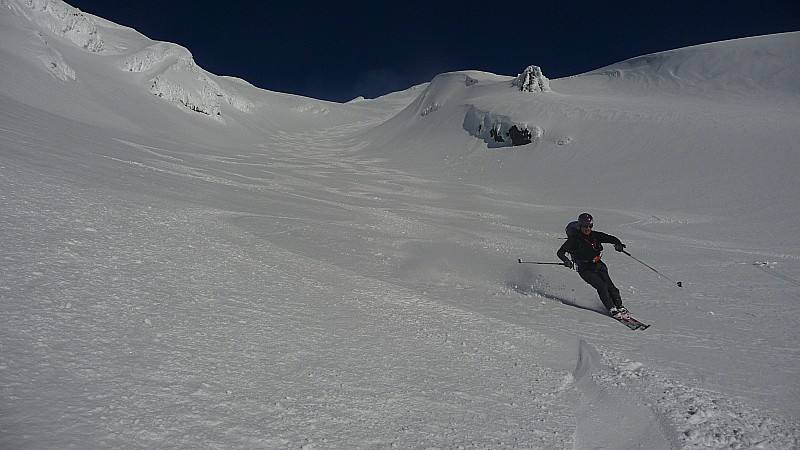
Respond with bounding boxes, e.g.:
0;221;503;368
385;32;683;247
565;220;581;238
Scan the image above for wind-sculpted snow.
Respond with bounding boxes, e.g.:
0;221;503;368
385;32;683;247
464;105;542;147
8;0;105;52
122;43;254;121
367;70;551;151
120;42;184;73
147;59;254;121
370;70;546;148
5;0;256;121
394;71;511;119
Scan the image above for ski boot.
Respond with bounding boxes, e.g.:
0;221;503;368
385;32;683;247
610;306;630;320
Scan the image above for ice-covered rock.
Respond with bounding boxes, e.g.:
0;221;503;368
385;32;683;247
512;65;550;92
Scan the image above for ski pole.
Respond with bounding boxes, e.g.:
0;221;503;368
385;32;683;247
621;250;682;287
518;259;565;265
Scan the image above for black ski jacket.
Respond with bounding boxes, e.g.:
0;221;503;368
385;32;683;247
557;230;623;272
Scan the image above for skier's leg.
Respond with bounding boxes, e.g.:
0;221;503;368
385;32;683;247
579;270;614;310
598;263;622;308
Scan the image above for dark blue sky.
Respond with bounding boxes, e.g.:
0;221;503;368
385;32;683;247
68;0;799;102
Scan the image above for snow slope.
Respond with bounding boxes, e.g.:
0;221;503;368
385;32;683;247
2;1;799;448
362;34;800;247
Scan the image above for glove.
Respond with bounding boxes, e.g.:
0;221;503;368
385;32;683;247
614;243;626;252
563;260;574;269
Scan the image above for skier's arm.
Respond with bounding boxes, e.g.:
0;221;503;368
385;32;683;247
556;239;574;266
595;231;626;251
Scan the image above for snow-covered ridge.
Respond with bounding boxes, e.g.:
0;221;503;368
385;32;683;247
6;0;105;52
580;31;800;103
4;0;256;121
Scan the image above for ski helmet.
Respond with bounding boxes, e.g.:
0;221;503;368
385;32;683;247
578;212;593;226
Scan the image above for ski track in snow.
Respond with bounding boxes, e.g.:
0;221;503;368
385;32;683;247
1;161;576;448
2;112;798;448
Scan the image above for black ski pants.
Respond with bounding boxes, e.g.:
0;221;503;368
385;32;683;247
579;262;622;310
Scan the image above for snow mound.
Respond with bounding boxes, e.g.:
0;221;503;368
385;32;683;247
367;71;538;150
409;72;477;117
512;65;551;92
572;341;673;448
401;71;509;117
598;350;800;449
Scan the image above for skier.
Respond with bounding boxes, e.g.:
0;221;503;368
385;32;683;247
557;213;630;319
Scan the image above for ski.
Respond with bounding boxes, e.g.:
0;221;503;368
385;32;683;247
612;314;650;331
